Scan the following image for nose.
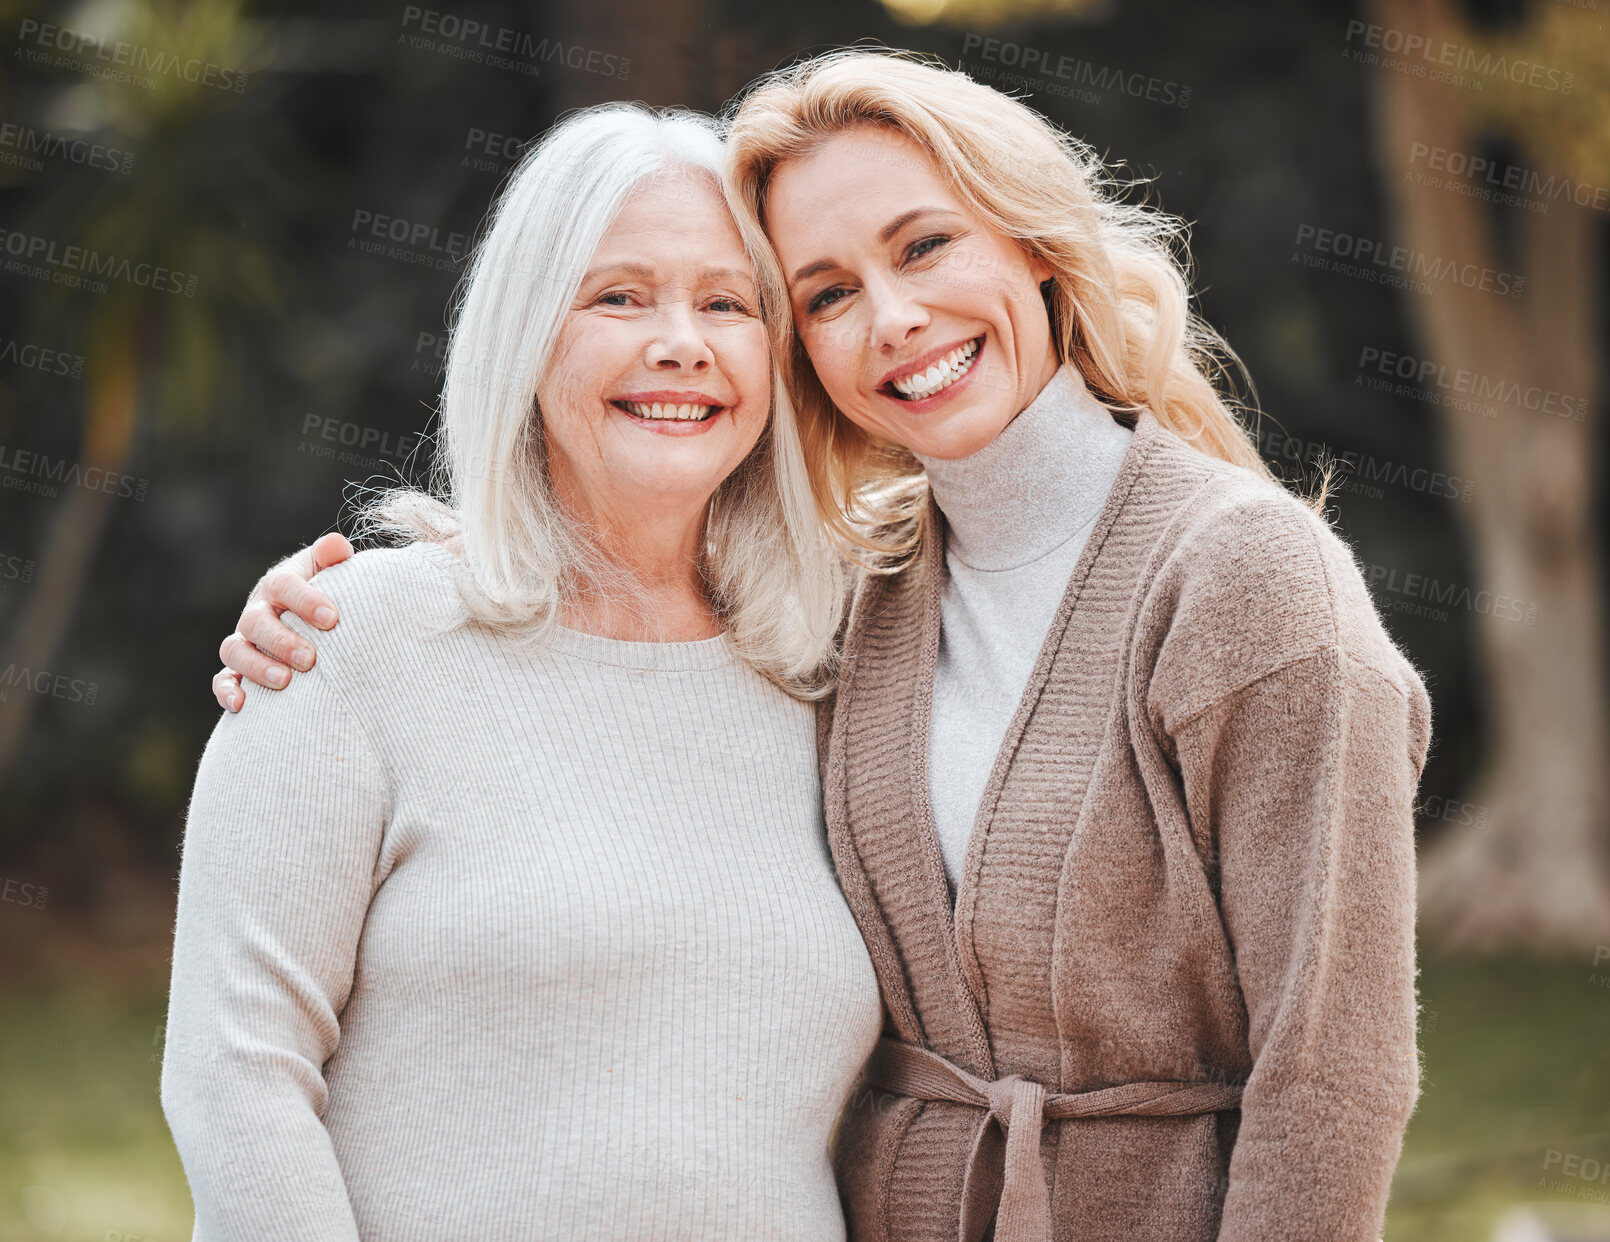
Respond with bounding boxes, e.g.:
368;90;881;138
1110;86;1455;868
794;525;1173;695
866;272;929;355
645;301;713;373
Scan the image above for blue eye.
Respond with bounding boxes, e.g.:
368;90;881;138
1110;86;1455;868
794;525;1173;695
906;236;949;262
708;296;750;314
597;291;632;306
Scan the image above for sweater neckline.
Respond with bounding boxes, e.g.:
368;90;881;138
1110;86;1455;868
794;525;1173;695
543;623;739;672
412;539;741;673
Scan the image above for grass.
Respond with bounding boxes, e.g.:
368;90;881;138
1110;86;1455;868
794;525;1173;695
1385;955;1610;1241
0;989;190;1242
0;955;1605;1240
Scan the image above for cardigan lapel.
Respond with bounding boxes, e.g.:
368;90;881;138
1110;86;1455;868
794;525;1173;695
949;411;1160;1015
824;511;994;1074
825;411;1165;1078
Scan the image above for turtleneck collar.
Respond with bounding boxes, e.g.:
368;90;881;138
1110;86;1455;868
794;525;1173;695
913;365;1134;572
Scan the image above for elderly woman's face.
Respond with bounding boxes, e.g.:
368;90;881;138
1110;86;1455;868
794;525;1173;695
538;170;771;525
766;125;1059;462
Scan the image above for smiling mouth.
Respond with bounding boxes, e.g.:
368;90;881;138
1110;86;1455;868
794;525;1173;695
612;400;721;422
884;337;983;402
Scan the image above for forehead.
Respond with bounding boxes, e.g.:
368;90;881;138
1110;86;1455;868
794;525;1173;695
764;126;959;264
590;170;752;276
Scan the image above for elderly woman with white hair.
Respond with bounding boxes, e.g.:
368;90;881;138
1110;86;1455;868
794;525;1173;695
158;104;881;1241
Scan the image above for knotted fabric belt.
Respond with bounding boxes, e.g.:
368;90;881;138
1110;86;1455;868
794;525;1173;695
863;1037;1244;1242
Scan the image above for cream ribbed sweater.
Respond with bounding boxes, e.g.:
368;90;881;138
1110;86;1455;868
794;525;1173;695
161;540;883;1241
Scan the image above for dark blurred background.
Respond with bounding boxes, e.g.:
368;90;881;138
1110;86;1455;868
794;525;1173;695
0;0;1605;1237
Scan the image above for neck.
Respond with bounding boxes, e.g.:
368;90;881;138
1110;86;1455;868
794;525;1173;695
555;486;721;642
913;365;1130;571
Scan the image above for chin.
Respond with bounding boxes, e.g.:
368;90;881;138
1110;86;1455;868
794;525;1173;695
897;414;1007;462
622;457;732;501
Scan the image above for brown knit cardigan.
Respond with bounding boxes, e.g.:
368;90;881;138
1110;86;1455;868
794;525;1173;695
820;408;1433;1242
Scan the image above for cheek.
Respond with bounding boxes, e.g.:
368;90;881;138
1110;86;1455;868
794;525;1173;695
732;325;773;411
539;324;590;406
553;312;642;388
1007;282;1052;352
944;239;1032;314
799;322;862;401
998;253;1049;318
536;329;613;462
536;368;588;446
535;391;591;473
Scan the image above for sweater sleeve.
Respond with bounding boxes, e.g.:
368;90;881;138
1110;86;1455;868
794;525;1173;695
160;666;390;1241
1167;646;1428;1242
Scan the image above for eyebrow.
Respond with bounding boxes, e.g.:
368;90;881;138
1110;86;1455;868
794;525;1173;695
581;261;753;286
879;207;941;243
789;258;837;286
582;260;656;285
787;207;959;287
696;265;755;287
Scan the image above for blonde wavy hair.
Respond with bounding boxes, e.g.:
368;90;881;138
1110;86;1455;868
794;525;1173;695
363;103;844;698
725;49;1293;559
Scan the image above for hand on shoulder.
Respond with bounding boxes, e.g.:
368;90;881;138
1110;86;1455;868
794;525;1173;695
213;532;354;712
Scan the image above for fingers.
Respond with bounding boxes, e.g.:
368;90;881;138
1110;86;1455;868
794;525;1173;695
283;531;354;593
252;533;350;628
309;531;355;576
257;565;339;632
244;594;322;670
220;629;294;692
213;667;244;713
223;534;350;703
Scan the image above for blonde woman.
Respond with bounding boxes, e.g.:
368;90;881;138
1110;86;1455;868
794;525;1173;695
162;103;881;1240
215;52;1431;1242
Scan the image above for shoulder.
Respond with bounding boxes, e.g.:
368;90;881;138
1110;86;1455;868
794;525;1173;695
1137;437;1425;726
279;541;467;689
286;540;463;629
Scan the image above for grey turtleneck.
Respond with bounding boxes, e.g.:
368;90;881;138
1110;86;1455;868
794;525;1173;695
913;365;1135;892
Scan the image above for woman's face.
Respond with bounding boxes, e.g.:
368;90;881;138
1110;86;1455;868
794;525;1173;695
538;170;770;530
765;125;1060;461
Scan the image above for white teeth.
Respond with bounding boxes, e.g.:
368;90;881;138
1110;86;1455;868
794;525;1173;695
891;338;981;399
622;401;716;421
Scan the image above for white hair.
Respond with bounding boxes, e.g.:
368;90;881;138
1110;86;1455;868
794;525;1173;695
361;103;845;697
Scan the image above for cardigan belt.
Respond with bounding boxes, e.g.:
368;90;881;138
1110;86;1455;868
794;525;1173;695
863;1038;1245;1242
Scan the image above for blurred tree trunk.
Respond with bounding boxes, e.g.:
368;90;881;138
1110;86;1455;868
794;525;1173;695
0;2;276;783
1366;0;1610;947
0;319;138;774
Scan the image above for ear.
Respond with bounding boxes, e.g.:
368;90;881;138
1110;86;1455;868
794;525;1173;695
1028;250;1053;286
